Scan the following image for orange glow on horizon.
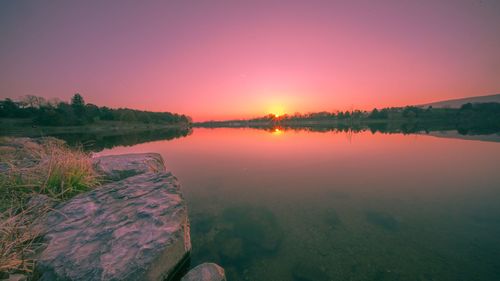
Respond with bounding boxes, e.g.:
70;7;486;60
268;104;286;118
1;1;500;122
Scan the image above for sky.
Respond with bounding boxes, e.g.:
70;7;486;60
1;0;500;121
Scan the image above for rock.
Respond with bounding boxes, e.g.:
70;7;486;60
219;237;244;260
364;210;400;231
3;274;27;281
181;263;226;281
26;194;57;236
220;206;283;254
35;154;191;281
93;153;166;181
0;162;10;173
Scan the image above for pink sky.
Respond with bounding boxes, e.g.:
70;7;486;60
1;0;500;121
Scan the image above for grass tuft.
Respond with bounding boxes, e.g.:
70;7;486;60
0;137;99;276
0;137;99;207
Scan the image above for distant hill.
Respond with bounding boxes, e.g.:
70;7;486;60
419;93;500;108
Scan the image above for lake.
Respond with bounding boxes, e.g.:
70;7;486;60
93;128;500;281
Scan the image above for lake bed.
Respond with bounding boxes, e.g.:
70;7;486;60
93;128;500;281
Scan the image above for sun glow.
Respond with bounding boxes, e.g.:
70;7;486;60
271;127;283;136
269;105;286;117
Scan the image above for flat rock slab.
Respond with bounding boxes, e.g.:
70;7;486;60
93;153;166;181
181;263;226;281
35;154;191;281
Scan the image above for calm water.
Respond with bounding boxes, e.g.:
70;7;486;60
95;128;500;281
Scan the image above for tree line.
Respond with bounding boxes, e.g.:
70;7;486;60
0;94;191;126
197;102;500;135
249;103;500;125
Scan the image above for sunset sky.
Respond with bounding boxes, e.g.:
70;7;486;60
1;0;500;121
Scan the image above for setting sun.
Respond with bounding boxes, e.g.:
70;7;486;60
268;105;286;117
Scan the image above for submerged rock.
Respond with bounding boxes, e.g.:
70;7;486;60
35;153;191;281
181;263;226;281
221;206;283;254
365;210;400;231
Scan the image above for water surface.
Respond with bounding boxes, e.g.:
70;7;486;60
96;128;500;281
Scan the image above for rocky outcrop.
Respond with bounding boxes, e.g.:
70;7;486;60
92;153;166;181
181;263;226;281
34;153;191;281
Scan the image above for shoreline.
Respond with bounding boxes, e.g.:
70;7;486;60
0;118;191;137
0;138;226;281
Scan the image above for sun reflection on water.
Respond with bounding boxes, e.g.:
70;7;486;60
271;127;283;136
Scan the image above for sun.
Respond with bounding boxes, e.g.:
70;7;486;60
269;105;286;117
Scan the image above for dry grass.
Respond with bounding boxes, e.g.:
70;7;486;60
0;137;99;276
0;137;99;209
0;206;44;275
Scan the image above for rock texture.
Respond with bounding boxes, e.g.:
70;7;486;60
35;153;191;281
93;153;166;181
25;194;57;236
181;263;226;281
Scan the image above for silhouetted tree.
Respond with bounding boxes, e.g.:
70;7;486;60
71;93;86;119
0;98;19;117
21;95;46;108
